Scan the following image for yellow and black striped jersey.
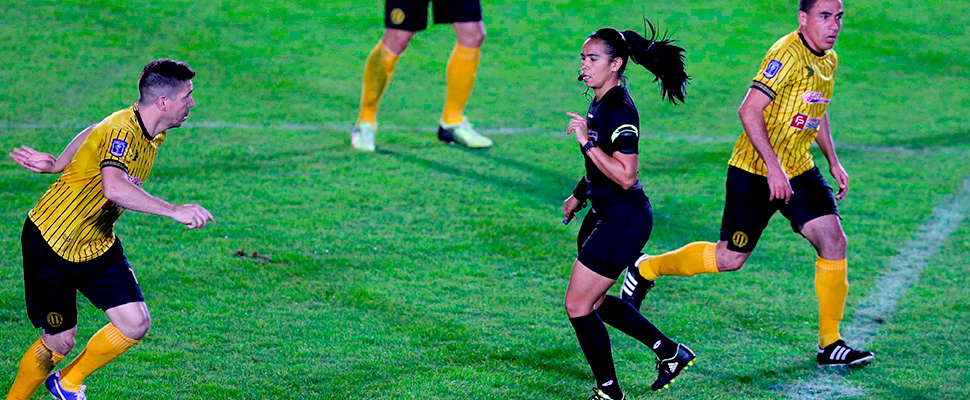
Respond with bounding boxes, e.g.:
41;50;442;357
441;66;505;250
28;106;165;262
728;30;838;177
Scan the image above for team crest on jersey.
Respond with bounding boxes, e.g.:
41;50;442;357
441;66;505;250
110;139;129;157
763;60;783;79
802;91;831;104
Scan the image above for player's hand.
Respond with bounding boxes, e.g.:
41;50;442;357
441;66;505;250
766;167;793;204
9;146;56;174
563;195;582;224
830;163;849;201
565;112;589;144
172;204;215;229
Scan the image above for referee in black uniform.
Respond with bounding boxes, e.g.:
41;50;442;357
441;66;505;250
561;24;693;400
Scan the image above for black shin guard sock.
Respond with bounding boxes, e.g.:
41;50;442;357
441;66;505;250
598;295;678;359
570;311;623;400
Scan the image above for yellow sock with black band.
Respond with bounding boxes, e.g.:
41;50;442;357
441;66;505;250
816;257;848;348
58;323;138;392
358;40;400;124
441;42;480;125
5;337;65;400
637;241;718;281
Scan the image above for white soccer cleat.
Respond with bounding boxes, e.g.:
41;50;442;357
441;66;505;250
351;121;376;152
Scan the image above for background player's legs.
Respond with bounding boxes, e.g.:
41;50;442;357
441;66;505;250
357;28;411;125
56;302;148;392
565;260;622;400
801;215;848;348
5;332;72;400
437;21;492;148
441;21;484;125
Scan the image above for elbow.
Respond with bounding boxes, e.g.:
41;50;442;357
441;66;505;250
619;177;638;191
101;181;121;203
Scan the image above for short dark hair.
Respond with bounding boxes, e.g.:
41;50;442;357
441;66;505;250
799;0;821;13
138;59;195;104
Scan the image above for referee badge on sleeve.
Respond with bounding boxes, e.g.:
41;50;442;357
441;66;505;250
110;139;129;158
763;60;782;79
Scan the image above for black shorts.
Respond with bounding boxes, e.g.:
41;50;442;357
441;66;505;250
577;195;653;280
21;218;144;335
385;0;483;32
719;166;839;253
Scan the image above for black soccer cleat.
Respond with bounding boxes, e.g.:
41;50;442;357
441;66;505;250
620;256;654;310
652;343;696;391
817;339;875;366
437;126;456;143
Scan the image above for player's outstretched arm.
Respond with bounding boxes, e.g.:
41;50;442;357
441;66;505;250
815;112;849;200
739;88;793;203
101;167;214;228
8;124;97;174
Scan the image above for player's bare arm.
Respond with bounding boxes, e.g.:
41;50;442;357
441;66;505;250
565;111;639;190
8;123;97;174
101;166;214;228
814;112;849;200
738;88;793;203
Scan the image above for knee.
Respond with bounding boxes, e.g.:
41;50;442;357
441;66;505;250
43;331;77;355
820;233;848;259
564;297;591;319
117;314;151;340
458;28;485;48
381;30;414;54
715;247;748;272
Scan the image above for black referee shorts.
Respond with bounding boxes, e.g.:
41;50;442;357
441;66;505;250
385;0;483;32
719;166;839;253
577;195;653;280
21;218;144;335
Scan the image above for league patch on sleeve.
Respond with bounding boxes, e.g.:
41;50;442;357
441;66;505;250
763;60;783;79
109;139;129;158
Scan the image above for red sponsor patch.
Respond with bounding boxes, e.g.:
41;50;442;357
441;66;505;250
790;113;808;129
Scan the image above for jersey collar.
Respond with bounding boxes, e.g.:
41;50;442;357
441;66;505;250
132;105;154;141
797;32;827;57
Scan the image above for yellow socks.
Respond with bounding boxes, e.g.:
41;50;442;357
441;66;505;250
815;257;848;348
637;241;718;280
58;324;139;392
358;40;401;124
5;338;65;400
441;43;480;125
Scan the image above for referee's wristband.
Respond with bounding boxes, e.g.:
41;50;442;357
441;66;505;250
581;138;597;153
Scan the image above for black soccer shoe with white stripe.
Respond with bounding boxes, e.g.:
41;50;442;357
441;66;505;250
620;256;654;311
817;339;875;366
652;343;696;391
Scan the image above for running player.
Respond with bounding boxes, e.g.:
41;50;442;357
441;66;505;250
621;0;875;367
350;0;493;151
563;23;693;400
5;59;214;400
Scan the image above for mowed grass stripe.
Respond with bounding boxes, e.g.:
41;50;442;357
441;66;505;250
783;172;970;400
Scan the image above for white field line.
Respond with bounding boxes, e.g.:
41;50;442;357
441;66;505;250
783;173;970;400
1;120;967;155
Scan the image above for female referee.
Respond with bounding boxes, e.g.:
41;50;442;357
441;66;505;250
562;23;692;400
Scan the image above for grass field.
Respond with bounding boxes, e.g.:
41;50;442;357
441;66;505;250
2;0;969;399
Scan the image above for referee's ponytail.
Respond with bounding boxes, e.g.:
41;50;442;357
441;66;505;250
588;19;689;104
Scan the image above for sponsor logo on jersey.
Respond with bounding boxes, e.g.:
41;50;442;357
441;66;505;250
802;91;831;104
763;60;783;79
110;139;129;157
732;231;749;248
790;113;823;130
805;65;815;77
390;8;405;25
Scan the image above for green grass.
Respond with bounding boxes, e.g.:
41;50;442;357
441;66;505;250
1;0;969;399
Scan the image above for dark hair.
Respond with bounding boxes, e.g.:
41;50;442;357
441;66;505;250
798;0;821;13
587;19;689;104
138;59;195;104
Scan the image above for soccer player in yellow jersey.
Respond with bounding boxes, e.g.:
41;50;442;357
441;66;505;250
5;59;214;400
349;0;493;151
621;0;875;366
